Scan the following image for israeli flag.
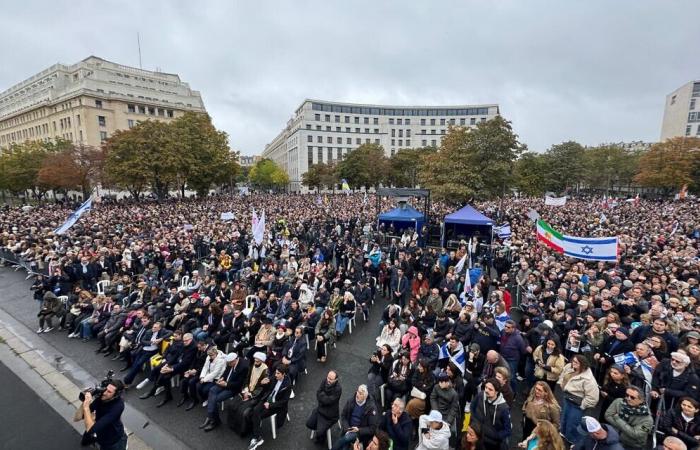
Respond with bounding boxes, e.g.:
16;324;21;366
438;342;466;374
494;224;511;239
54;197;93;235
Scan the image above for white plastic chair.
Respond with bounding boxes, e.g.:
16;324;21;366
243;295;257;317
269;413;291;439
97;280;110;295
179;276;190;291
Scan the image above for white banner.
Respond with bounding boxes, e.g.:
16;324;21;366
545;196;567;207
220;212;235;221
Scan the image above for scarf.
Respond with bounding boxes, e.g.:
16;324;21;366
619;401;649;422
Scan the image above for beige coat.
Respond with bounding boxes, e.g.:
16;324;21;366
532;345;566;382
558;365;600;409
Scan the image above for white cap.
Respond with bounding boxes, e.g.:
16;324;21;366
224;352;238;362
543;320;554;329
253;352;267;362
583;416;602;433
426;410;443;423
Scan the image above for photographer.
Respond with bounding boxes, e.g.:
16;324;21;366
80;379;127;450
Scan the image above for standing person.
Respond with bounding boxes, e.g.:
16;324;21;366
379;398;412;450
599;365;629;423
532;338;566;392
429;372;460;430
500;319;532;393
79;380;127;450
333;385;379;450
603;385;653;450
470;378;512;450
391;268;409;308
521;381;561;438
306;370;343;445
558;355;600;445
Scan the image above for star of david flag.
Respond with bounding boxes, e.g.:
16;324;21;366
54;197;93;235
537;220;617;261
438;342;466;374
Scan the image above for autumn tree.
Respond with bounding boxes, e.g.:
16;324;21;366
419;117;525;202
0;140;58;199
37;143;105;197
634;137;700;191
302;162;338;190
336;143;389;189
387;147;435;187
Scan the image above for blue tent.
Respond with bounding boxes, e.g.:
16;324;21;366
444;205;494;226
378;205;425;232
442;205;494;247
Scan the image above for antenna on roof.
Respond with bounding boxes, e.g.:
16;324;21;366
137;32;143;69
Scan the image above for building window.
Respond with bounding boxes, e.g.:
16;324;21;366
697;126;700;135
77;115;81;126
354;117;359;124
355;128;360;133
139;105;146;114
405;119;410;125
128;119;135;128
440;119;445;125
307;135;313;142
391;139;395;145
79;130;83;141
335;115;340;122
420;119;426;126
449;118;455;125
373;118;378;125
687;125;692;136
365;128;369;133
306;124;311;130
328;147;333;161
398;130;403;138
671;95;677;105
422;139;427;146
398;139;403;146
375;139;380;144
315;114;320;121
431;139;436;146
316;125;322;130
128;104;136;113
691;99;696;110
98;116;106;127
406;129;411;137
317;136;322;143
440;129;446;135
95;99;103;108
460;118;466;125
318;147;323;162
336;137;342;144
325;114;330;122
327;137;332;143
406;139;411;146
356;138;361;144
480;117;486;122
100;131;108;142
470;118;476;125
391;129;396;137
430;119;436;126
158;108;165;116
365;138;370;143
326;126;331;131
389;118;394;125
308;146;313;166
336;126;341;132
346;137;351;144
391;148;395;156
431;129;436;135
148;107;155;115
397;118;402;125
345;116;350;123
374;129;379;134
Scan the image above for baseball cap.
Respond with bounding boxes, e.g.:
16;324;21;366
579;416;602;434
426;410;443;423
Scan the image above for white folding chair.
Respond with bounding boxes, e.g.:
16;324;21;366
97;280;110;296
243;295;256;317
310;427;333;450
179;276;190;291
269;413;291;439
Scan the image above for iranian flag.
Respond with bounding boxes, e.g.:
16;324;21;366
536;219;564;253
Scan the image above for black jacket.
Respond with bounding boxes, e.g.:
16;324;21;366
219;358;250;393
315;379;342;421
340;396;379;445
652;359;700;402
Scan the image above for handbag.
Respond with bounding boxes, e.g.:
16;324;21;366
410;387;426;400
564;391;583;406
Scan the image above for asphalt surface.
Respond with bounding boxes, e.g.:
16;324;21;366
0;359;80;449
0;268;402;450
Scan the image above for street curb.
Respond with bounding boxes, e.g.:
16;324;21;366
0;323;153;450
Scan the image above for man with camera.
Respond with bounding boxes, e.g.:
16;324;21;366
80;379;127;450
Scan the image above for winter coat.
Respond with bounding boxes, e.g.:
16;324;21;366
522;398;560;427
315;379;342;422
532;345;566;382
199;351;226;383
652;358;700;403
558;365;600;409
604;398;653;449
415;414;450;450
340;397;379;445
660;407;700;450
470;392;512;449
401;326;421;362
430;385;460;426
41;291;62;315
380;411;412;450
376;325;402;353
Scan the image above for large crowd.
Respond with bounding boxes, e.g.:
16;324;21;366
1;192;699;450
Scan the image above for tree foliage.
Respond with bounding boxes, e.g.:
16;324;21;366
336;143;389;189
388;147;435;187
513;152;549;196
634;137;700;190
248;158;289;190
419;117;525;203
302;162;338;190
37;144;106;196
541;141;585;192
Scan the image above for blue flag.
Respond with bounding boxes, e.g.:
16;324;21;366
438;342;465;374
54;197;93;235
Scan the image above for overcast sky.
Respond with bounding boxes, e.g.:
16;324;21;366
1;1;698;155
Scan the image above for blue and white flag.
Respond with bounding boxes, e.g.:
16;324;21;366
560;235;618;262
493;224;511;239
54;197;92;235
438;342;465;374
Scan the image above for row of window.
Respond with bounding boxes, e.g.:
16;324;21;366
685;124;700;136
313;114;486;126
127;103;174;117
0;113;107;145
311;102;490;116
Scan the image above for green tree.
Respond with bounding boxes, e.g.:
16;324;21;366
302;162;338;190
513;152;549;196
249;158;289;190
336;143;389;189
541;141;585;192
388;147;435;187
103;120;176;198
581;144;640;191
0;140;57;199
170;112;239;197
418;117;525;202
634;137;700;191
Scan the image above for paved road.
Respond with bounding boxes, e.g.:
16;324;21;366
0;359;80;449
0;268;395;450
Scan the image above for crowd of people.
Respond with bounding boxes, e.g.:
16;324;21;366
1;192;700;450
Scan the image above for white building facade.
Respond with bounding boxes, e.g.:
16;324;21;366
660;80;700;141
263;99;500;192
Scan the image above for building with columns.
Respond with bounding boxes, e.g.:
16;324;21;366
0;56;206;151
263;99;500;192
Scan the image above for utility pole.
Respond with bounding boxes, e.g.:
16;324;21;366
137;32;143;69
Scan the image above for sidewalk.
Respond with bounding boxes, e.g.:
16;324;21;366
0;303;183;450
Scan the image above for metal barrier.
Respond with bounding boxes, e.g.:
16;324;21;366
0;248;47;278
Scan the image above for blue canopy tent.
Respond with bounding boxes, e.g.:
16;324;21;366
378;205;425;233
442;205;494;247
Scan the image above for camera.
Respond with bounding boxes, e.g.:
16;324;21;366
79;370;115;402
